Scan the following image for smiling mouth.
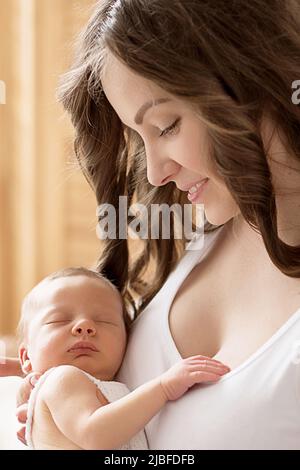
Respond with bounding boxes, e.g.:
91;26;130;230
187;178;209;202
188;178;209;194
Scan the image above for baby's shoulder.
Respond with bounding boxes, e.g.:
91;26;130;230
38;365;96;401
45;364;87;382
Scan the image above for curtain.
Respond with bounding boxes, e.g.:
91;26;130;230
0;0;99;339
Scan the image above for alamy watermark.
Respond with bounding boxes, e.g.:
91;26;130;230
0;80;6;105
96;196;206;250
291;80;300;105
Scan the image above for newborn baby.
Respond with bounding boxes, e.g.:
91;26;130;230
17;266;231;450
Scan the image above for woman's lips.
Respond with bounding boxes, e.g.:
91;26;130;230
187;178;209;202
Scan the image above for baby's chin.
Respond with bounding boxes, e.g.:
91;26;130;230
32;356;116;381
66;356;116;381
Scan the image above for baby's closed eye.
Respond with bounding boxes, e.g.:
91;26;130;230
44;320;71;325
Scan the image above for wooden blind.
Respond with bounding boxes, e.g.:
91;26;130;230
0;0;100;337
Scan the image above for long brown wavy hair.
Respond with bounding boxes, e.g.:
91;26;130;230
57;0;300;327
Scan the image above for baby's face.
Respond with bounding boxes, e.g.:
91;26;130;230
19;276;127;380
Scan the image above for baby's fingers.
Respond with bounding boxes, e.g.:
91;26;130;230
16;403;28;424
190;371;222;382
16;372;41;407
17;425;27;446
190;363;230;375
188;356;230;368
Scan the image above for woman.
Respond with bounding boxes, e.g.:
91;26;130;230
7;0;300;449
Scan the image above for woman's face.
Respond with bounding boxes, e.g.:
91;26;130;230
101;53;240;226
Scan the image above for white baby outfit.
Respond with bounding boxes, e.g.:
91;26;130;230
25;367;149;450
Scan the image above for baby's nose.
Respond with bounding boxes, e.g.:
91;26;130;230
75;326;95;335
72;320;96;336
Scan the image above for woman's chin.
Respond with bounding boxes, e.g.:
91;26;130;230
204;212;231;227
204;205;240;227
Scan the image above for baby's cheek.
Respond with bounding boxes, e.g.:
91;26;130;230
31;331;65;369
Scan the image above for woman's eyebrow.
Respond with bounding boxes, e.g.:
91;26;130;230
134;98;172;125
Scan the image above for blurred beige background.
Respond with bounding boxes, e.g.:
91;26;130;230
0;0;100;354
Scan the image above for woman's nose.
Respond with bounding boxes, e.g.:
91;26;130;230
148;170;174;187
72;320;96;336
145;146;179;187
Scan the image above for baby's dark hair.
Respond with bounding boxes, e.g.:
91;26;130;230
17;266;132;344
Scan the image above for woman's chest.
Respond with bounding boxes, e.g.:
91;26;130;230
168;236;300;368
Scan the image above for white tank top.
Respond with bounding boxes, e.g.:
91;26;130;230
115;226;300;450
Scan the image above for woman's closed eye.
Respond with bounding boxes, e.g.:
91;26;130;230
159;118;181;138
124;118;181;139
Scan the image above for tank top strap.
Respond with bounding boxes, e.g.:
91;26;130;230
25;367;57;449
147;225;225;309
176;225;226;276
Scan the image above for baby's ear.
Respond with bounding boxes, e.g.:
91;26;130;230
19;344;32;374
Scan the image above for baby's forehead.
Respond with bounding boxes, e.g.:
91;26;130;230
31;275;123;311
38;274;114;294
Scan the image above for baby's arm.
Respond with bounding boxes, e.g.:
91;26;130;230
39;364;167;450
40;357;229;450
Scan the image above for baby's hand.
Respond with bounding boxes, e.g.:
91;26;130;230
160;355;231;401
16;372;42;445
